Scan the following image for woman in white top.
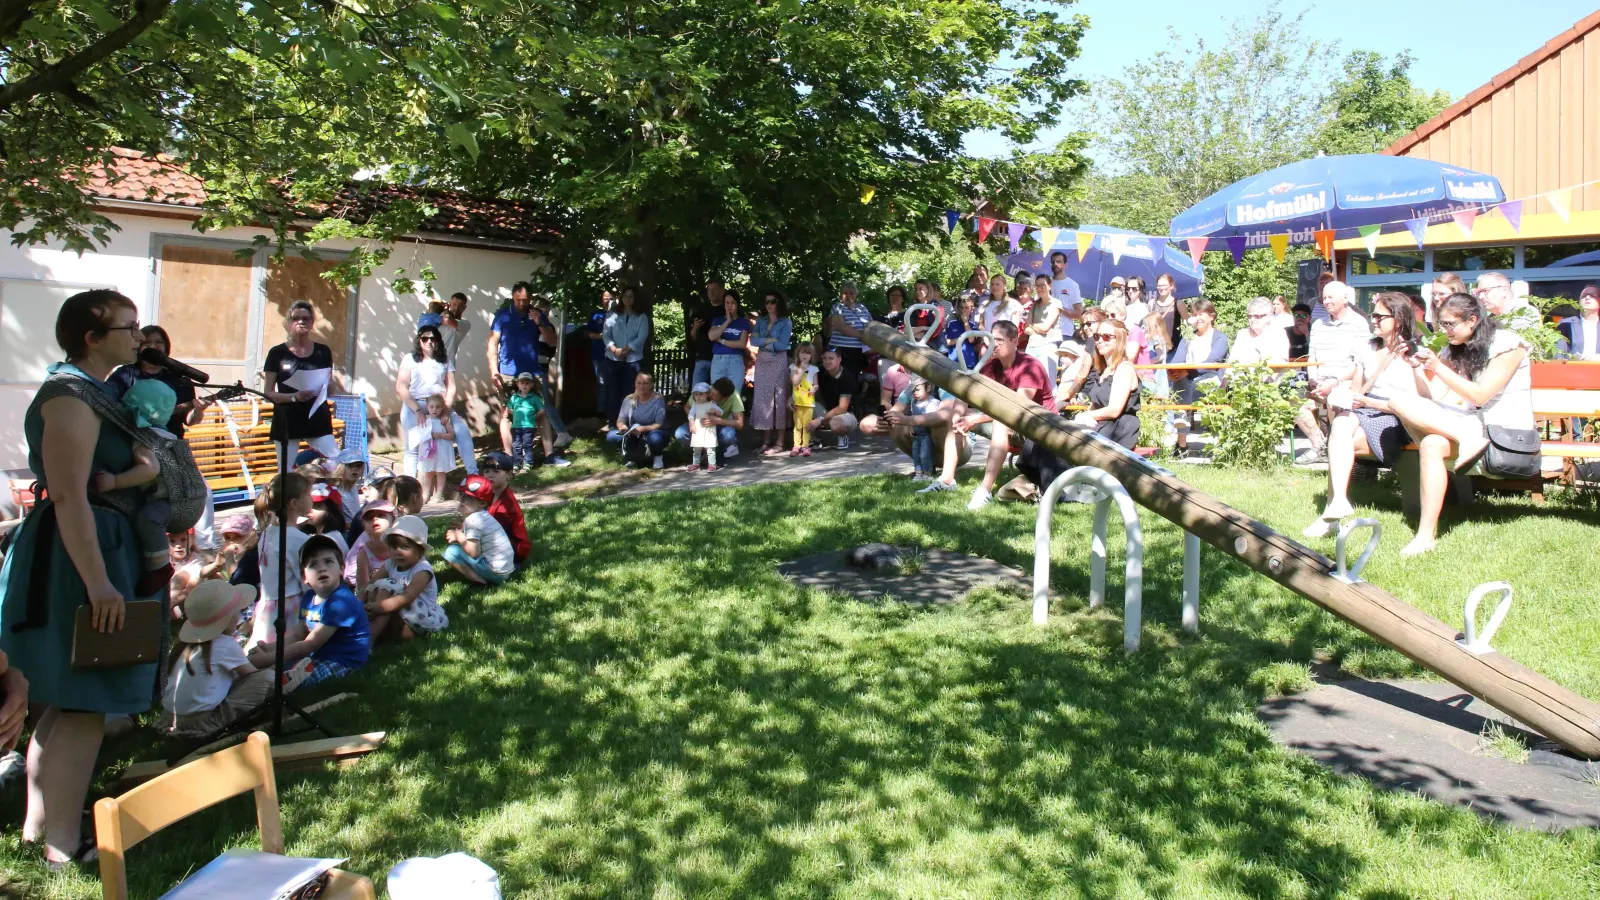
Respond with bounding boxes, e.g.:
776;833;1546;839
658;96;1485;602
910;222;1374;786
980;275;1023;334
1303;292;1427;538
1270;295;1296;330
1385;292;1533;557
1027;273;1062;388
395;325;478;478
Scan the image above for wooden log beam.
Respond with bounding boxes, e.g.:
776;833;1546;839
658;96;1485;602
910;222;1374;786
862;322;1600;758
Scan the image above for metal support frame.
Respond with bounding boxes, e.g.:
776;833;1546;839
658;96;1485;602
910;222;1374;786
1034;466;1145;653
1458;582;1514;656
1182;531;1201;634
953;330;994;373
1333;518;1382;584
901;303;948;346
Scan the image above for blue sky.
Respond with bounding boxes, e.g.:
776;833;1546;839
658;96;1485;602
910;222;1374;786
965;0;1600;158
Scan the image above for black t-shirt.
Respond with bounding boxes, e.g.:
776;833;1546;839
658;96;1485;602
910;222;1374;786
878;309;906;332
263;342;335;440
106;365;198;438
687;304;718;361
817;366;858;412
1287;326;1309;361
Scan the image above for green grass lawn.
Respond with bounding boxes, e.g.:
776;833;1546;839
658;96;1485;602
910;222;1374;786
4;466;1599;897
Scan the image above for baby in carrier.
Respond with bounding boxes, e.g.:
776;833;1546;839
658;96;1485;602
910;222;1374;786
94;379;180;598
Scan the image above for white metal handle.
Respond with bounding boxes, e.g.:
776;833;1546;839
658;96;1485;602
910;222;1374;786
1458;582;1513;655
1334;518;1381;583
954;330;994;373
901;303;947;347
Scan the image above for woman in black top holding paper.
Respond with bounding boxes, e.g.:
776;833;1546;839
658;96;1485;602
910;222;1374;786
262;300;339;460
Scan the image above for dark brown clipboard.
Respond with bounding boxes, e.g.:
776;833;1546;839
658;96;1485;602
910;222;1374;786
70;601;165;669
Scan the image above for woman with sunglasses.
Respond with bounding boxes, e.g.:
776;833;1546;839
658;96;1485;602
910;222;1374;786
262;300;339;460
749;291;794;454
1383;292;1533;557
1302;292;1424;538
1072;319;1142;449
395;324;480;478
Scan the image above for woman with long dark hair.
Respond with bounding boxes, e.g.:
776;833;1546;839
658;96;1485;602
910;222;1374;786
749;291;794;454
1303;292;1426;538
1385;292;1533;556
395;324;478;478
0;290;150;865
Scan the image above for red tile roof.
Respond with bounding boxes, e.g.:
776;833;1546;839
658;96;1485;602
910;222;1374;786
82;147;559;245
1384;9;1600;156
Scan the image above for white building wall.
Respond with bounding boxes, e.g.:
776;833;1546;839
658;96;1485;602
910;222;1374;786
0;209;545;475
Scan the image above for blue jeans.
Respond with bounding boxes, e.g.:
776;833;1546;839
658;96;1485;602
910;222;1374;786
511;427;537;468
674;423;737;453
910;428;933;475
692;359;713;388
443;543;509;585
606;428;667;459
709;354;744;390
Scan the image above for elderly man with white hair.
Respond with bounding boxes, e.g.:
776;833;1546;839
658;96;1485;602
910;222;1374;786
1227;296;1291;368
1293;280;1371;464
1473;271;1540;330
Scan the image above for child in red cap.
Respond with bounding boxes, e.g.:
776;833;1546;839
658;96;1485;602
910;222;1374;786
442;475;516;585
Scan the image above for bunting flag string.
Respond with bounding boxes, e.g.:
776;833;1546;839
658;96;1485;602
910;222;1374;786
929;173;1598;271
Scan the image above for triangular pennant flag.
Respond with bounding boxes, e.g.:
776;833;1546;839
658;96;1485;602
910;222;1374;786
859;185;876;204
1037;227;1061;252
1107;233;1129;264
1006;222;1026;252
1313;229;1336;262
1226;236;1247;265
1498;200;1523;233
976;217;997;242
945;210;960;234
1547;188;1571;222
1452;208;1477;239
1267;233;1290;263
1357;224;1382;258
1405;217;1429;248
1185;238;1208;265
1074;230;1095;261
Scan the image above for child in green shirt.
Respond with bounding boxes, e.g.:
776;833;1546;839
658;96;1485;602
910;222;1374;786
507;372;545;472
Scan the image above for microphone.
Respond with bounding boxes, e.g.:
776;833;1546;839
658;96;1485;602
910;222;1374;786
139;347;211;384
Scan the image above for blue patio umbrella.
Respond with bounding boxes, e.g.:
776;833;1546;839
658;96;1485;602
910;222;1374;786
1169;154;1505;246
1001;225;1204;301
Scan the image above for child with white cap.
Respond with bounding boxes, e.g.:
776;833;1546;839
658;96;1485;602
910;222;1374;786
364;513;448;642
685;381;721;472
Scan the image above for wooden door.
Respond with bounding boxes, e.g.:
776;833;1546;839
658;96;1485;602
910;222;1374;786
156;244;254;364
261;255;353;385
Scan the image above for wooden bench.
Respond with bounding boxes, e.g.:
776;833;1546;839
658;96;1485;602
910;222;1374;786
185;400;344;501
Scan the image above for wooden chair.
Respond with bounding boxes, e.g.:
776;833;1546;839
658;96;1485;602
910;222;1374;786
93;731;374;900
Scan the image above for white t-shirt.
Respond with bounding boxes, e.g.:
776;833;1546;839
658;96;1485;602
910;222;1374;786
166;638;250;715
1125;300;1150;326
1051;277;1083;339
404;357;453;402
1360;346;1417;398
981;297;1024;333
464;510;515;575
439;319;471;363
1227;326;1289;365
384;556;442;618
1475;330;1534;430
1580;318;1600;361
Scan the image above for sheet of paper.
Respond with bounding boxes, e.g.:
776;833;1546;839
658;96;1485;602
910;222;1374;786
283;367;331;419
159;849;346;900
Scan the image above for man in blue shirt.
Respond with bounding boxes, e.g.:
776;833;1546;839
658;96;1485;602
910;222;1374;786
489;282;567;455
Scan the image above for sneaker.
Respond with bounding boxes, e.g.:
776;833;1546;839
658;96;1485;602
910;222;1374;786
911;472;932;483
789;447;801;457
548;455;573;468
685;464;701;472
1301;517;1338;539
800;447;812;457
1296;447;1328;465
836;437;852;450
652;456;665;470
705;464;719;472
0;749;24;789
917;479;957;494
723;445;740;458
624;461;640;469
554;432;573;450
967;487;992;510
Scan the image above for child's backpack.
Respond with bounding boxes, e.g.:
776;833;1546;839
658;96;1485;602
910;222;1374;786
37;372;207;532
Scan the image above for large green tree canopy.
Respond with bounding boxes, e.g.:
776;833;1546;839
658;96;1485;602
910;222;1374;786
2;0;1087;313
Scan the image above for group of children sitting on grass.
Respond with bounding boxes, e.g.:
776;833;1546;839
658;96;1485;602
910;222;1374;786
158;449;532;739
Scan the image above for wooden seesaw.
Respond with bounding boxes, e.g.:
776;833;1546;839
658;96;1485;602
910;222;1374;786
861;321;1600;759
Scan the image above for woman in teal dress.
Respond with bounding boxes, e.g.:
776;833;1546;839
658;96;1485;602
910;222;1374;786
0;289;148;866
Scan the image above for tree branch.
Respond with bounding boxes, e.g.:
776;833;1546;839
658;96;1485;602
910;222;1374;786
0;0;173;113
0;0;43;45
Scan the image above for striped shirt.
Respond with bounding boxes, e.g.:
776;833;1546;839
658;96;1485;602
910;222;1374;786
830;301;872;349
1307;311;1372;382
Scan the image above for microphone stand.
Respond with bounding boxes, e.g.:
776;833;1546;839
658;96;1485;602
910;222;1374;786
168;380;335;764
